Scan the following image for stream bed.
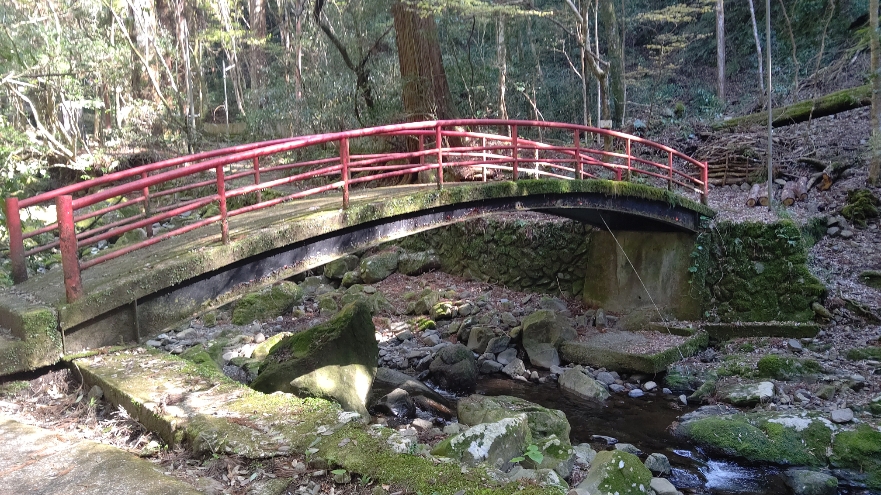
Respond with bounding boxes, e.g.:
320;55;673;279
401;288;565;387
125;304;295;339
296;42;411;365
475;376;792;495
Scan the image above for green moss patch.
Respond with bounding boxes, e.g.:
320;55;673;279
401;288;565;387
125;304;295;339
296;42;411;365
831;425;881;489
231;282;303;325
846;347;881;361
841;189;879;228
756;355;823;380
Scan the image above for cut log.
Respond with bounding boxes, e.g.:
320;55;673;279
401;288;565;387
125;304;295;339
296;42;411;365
806;161;857;191
758;184;769;207
746;183;761;207
781;181;796;206
712;84;871;131
795;176;808;200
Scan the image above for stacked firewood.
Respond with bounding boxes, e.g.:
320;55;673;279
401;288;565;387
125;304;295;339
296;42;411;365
693;132;793;186
746;178;810;207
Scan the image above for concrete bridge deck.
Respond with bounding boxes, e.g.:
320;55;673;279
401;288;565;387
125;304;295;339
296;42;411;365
0;179;712;375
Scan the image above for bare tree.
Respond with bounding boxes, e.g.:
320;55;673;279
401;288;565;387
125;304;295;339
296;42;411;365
716;0;725;102
871;0;880;185
747;0;764;94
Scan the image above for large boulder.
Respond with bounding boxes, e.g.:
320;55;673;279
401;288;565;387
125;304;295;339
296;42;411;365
521;310;576;369
398;251;441;276
784;469;838;495
716;380;774;406
428;344;478;393
360;251;400;283
250;301;378;418
431;414;530;470
576;450;653;495
467;326;495;354
559;368;610;401
323;255;360;280
231;282;303;325
458;395;574;477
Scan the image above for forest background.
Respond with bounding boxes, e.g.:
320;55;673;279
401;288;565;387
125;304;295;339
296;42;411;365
0;0;873;205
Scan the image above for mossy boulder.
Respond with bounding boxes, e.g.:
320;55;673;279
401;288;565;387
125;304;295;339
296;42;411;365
360;251;400;283
558;368;610;402
675;410;832;466
458;394;574;476
324;255;360;280
398;251;441;276
231;282;303;325
521;310;575;369
841;189;879;228
428;344;477;393
715;380;774;406
250;301;378;418
431;414;530;470
756;355;823;380
783;469;838;495
575;450;652;495
830;425;881;489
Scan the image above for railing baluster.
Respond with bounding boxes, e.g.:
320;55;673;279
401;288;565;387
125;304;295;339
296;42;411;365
341;138;350;209
668;151;674;191
511;124;519;180
625;138;632;182
418;134;424;169
702;161;709;205
6;197;27;284
435;124;444;190
253;157;262;204
574;130;582;180
481;136;487;182
141;172;153;238
216;165;229;244
57;195;82;303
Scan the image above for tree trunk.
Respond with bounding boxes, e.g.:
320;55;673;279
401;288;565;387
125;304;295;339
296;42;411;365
781;181;796;206
716;0;725;102
871;0;880;185
497;15;507;119
713;85;872;130
392;1;457;121
599;0;624;127
758;185;770;206
127;0;156;99
747;0;765;94
249;0;266;90
795;176;808;200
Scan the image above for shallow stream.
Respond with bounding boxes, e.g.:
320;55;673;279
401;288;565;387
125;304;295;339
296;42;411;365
475;376;792;495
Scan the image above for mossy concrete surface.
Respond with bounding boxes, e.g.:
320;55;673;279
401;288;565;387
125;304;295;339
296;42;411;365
71;348;562;495
0;414;202;495
701;322;820;340
559;330;708;373
0;298;61;376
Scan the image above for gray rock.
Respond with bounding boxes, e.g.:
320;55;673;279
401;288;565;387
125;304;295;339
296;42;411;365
643;381;657;391
467;326;495;354
396;330;414;341
500;312;519;328
485;336;510;355
373;388;415;419
830;408;854;424
539;297;569;314
429;344;478;393
590;435;617;445
784;469;838;495
840;229;854;239
146;340;162;348
430;415;531;469
650;477;679;495
577;451;652;494
340;270;362;287
628;389;645;398
644;453;671;475
595;371;617;385
397;251;441;276
609;384;626;393
86;385;104;401
526;342;560;369
496;348;518;366
827;227;840;236
594;308;607;329
502;358;527;378
614;443;643;456
559;369;610;401
359;251;399;284
324;255;360;280
717;380;774;406
788;339;804;353
479;360;504;374
573;443;597;466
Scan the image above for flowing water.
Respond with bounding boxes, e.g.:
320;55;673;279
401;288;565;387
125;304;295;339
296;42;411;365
475;376;791;495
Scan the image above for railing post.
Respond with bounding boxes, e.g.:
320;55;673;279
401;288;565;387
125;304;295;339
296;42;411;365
625;138;632;181
511;124;519;180
253;157;262;204
56;195;82;303
418;134;424;168
668;151;674;191
702;161;710;205
141;172;153;238
215;165;229;244
341;138;350;209
435;124;444;190
481;136;488;182
574;130;582;180
6;197;27;284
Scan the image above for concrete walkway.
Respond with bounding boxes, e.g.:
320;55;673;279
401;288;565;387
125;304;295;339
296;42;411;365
0;415;201;495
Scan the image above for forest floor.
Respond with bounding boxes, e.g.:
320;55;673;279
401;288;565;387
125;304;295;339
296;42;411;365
1;108;880;495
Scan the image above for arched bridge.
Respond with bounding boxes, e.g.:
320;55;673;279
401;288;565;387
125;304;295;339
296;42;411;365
0;120;713;366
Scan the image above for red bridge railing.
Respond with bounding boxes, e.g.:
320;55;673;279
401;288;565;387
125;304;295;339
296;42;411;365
4;120;708;303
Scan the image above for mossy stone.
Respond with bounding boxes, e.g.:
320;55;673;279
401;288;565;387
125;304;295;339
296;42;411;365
841;189;879;228
359;251;399;284
831;425;881;489
576;450;652;495
231;282;303;325
250;301;378;417
324;255;360;280
757;355;823;380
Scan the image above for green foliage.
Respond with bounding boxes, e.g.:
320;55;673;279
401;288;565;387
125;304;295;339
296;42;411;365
846;347;881;361
510;444;544;464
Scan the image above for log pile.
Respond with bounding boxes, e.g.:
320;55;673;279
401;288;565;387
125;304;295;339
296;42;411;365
694;132;793;186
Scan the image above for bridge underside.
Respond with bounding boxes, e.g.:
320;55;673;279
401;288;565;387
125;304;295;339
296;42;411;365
0;180;713;360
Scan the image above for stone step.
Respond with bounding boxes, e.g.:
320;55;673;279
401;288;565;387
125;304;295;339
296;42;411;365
560;329;709;374
0;298;62;376
647;321;820;340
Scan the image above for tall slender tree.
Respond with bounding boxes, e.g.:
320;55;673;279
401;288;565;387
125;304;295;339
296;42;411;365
871;0;880;185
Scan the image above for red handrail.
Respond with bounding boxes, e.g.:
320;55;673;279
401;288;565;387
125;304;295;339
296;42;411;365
3;120;708;302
